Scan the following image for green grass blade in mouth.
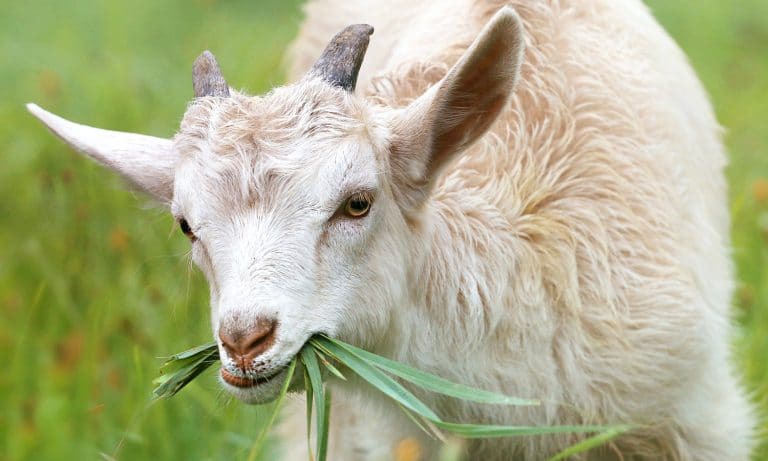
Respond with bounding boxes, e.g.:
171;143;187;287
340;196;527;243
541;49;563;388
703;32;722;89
320;336;538;406
152;359;211;399
548;425;632;461
152;343;219;400
396;403;447;441
314;348;347;381
432;421;625;439
300;347;330;461
164;342;219;362
310;336;629;454
320;387;331;461
154;337;630;458
309;338;441;421
304;365;314;461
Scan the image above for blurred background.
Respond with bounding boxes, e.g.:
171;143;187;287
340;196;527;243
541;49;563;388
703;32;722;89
1;1;766;459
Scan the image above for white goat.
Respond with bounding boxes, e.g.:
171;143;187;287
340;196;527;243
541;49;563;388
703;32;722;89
28;1;753;459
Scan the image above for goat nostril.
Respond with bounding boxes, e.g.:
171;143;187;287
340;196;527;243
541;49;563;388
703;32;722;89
218;318;278;362
218;329;238;358
246;327;271;352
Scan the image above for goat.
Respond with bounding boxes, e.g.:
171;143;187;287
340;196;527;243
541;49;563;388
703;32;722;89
28;1;753;459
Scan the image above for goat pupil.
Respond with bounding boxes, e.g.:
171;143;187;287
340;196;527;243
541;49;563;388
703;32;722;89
351;199;368;211
179;219;192;235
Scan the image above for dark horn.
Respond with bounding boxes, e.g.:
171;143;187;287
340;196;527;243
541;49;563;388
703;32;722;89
193;51;230;98
309;24;374;91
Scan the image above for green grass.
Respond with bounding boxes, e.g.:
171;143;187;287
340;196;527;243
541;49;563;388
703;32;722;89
153;337;627;461
0;1;766;459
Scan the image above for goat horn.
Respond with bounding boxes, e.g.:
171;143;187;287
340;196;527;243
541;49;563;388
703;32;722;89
193;50;230;98
309;24;374;91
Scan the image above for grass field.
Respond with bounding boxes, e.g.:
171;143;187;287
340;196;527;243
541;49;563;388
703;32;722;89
1;1;766;459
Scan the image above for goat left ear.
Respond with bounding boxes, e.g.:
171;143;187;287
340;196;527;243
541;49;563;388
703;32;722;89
27;103;177;204
389;7;525;209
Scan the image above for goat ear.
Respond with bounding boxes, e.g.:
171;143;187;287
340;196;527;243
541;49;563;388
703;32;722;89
27;103;177;204
389;7;524;209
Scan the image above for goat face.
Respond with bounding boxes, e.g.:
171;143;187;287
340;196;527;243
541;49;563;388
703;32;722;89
27;7;524;403
171;82;407;402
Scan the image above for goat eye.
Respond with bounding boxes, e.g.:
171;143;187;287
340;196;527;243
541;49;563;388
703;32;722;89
343;193;372;218
179;218;196;240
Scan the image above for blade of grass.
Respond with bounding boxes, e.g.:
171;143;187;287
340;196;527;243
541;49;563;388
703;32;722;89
313;338;627;447
396;404;446;441
157;347;218;375
320;387;331;461
155;338;628;459
304;366;314;461
397;404;433;438
548;425;631;461
314;348;346;381
245;359;297;461
310;339;440;421
153;350;217;384
163;342;218;362
152;343;219;399
152;361;205;398
433;421;622;439
322;336;537;406
301;347;329;461
152;352;219;399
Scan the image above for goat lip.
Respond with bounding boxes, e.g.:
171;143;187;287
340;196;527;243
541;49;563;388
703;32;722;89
220;367;282;388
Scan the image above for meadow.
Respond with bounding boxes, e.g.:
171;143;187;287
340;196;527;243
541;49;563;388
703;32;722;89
1;1;766;459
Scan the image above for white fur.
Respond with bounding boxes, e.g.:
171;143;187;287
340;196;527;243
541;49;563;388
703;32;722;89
28;1;753;459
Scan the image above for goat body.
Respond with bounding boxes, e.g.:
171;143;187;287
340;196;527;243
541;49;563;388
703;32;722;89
284;1;753;459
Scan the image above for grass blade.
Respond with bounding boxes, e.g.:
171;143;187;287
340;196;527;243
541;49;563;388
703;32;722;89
320;387;331;461
245;359;297;461
434;421;621;439
155;337;628;459
314;348;346;381
397;404;433;437
322;336;538;406
152;360;208;398
304;366;314;461
396;404;446;441
152;345;219;399
548;425;631;461
301;347;329;461
163;342;218;362
310;339;441;421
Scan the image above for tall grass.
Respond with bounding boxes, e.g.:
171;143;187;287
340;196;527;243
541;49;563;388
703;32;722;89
1;0;766;459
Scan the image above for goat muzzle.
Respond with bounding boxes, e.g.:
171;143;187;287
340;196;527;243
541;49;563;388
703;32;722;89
218;317;277;374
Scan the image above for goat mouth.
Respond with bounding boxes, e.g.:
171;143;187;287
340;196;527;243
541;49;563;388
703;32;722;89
220;366;284;389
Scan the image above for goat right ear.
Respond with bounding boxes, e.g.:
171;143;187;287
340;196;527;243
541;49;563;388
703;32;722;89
388;7;524;210
27;103;177;204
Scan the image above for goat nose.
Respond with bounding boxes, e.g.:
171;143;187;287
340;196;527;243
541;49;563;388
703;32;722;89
218;318;277;367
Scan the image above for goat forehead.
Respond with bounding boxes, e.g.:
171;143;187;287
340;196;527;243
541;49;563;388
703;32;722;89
173;82;387;213
173;127;381;217
177;80;368;152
